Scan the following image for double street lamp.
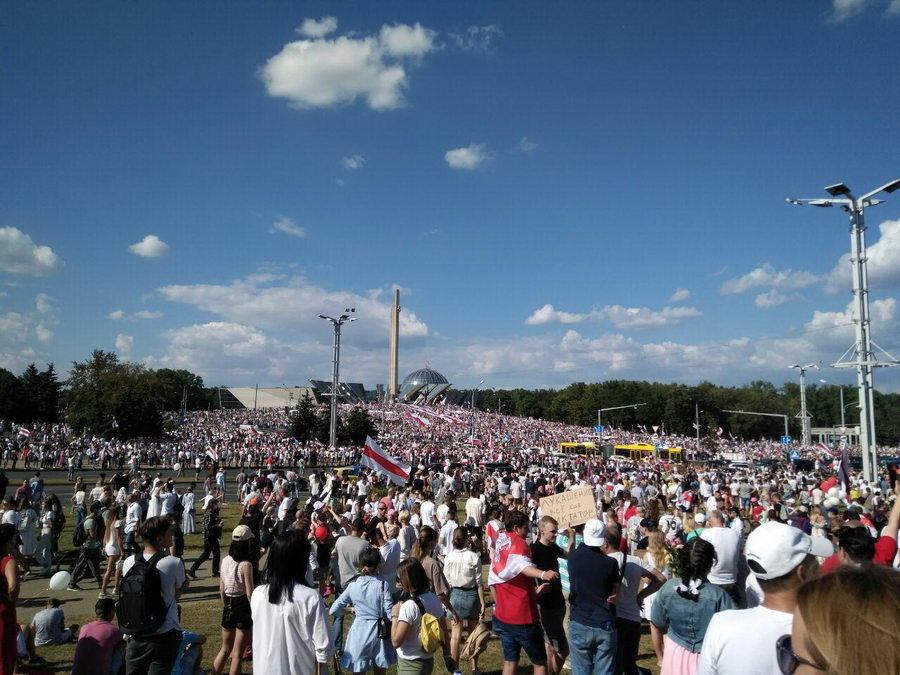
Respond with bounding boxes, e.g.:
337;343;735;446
318;308;356;450
789;363;818;448
788;178;900;481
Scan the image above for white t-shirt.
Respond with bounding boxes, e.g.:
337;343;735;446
125;502;142;534
251;583;333;674
605;551;655;623
697;605;793;675
396;592;445;660
464;497;483;527
121;552;185;634
700;527;741;585
420;501;436;528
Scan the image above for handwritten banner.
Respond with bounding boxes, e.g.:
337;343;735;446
539;487;597;529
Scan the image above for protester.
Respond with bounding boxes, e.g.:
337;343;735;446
698;521;832;674
443;526;485;671
650;538;734;674
699;511;742;604
70;598;125;675
0;524;20;675
212;525;255;675
99;508;122;599
250;531;333;674
30;598;77;645
530;516;568;675
188;497;222;579
68;502;103;591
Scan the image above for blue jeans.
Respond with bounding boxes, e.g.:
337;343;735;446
568;620;617;675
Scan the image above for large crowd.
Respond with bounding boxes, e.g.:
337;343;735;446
0;403;898;675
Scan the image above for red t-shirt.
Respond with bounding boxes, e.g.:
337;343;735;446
822;535;898;574
493;569;538;625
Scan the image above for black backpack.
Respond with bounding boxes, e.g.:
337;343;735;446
116;552;168;635
72;520;87;547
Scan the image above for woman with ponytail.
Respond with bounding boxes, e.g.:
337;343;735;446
649;538;734;674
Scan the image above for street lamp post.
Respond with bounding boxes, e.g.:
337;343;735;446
790;363;818;448
788;179;900;481
597;403;645;427
471;380;484;442
318;308;356;450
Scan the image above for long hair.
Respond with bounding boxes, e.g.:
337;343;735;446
264;530;311;604
646;530;670;570
412;526;437;560
797;565;900;675
676;538;716;601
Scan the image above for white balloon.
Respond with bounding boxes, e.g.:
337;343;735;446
827;487;840;498
173;463;182;472
49;570;71;591
823;497;839;508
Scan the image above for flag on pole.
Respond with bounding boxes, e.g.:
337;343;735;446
835;437;850;493
205;446;219;462
360;436;410;486
817;442;836;457
692;423;699;430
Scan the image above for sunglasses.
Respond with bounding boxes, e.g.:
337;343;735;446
776;635;825;673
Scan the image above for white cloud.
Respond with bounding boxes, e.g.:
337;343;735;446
133;310;163;320
450;25;503;52
755;289;790;308
270;217;307;238
261;21;437;111
35;293;55;314
341;154;366;170
825;219;900;293
128;235;169;258
887;0;900;15
525;304;588;325
0;227;61;276
107;309;125;320
519;137;537;152
297;16;338;38
378;23;438;58
597;305;702;330
669;288;691;303
831;0;870;21
35;324;53;344
158;273;429;346
720;263;819;295
115;333;134;358
445;144;490;170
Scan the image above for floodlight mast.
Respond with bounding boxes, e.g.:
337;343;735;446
319;308;356;450
787;180;900;482
789;363;818;448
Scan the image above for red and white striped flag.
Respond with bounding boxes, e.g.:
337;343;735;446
835;438;850;493
17;428;31;437
205;446;219;462
405;412;432;427
489;530;533;585
817;442;836;457
360;436;410;486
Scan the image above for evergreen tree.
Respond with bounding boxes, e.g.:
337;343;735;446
344;407;377;447
290;394;320;443
0;369;21;423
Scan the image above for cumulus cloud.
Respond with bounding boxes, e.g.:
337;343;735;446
35;324;53;344
115;333;134;358
0;227;61;276
270;217;306;238
128;235;169;258
341;154;366;170
669;288;691;303
525;304;588;325
720;263;819;295
108;309;163;321
597;305;702;330
754;289;791;308
158;273;429;346
297;16;338;38
133;310;163;320
887;0;900;15
450;25;503;52
445;144;490;170
35;293;55;314
824;219;900;293
107;309;125;320
261;20;437;111
519;137;537;152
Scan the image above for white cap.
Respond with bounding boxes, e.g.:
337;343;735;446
745;521;834;580
695;512;706;525
583;518;606;547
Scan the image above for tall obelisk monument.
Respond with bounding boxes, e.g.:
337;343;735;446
388;289;400;401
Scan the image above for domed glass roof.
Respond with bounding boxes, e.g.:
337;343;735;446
402;368;449;387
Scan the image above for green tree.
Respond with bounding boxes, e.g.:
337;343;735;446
290;394;320;443
343;407;377;447
155;368;207;411
0;369;21;422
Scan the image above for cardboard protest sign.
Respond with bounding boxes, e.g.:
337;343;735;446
539;487;597;529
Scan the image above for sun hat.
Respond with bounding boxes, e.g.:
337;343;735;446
745;521;834;580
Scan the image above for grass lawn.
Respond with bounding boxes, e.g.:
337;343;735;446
23;495;662;674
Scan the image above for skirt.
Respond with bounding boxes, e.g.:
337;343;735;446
450;587;479;621
661;635;701;675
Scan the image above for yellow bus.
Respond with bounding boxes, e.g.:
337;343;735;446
614;443;683;462
559;442;596;456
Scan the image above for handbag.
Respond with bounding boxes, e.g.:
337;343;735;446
377;581;391;639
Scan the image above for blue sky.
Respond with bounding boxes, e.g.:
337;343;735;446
2;0;900;390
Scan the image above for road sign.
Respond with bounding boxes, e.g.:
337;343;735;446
781;435;792;446
790;450;801;460
594;425;605;433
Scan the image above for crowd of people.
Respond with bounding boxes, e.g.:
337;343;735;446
0;402;898;674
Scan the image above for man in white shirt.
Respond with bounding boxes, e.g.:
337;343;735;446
699;511;742;603
698;521;833;675
124;492;142;555
420;497;437;530
464;490;484;540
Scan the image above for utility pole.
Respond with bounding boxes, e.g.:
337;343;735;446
790;363;818;448
695;403;700;453
788;178;900;481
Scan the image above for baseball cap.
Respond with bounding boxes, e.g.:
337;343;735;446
583;518;607;547
745;521;834;580
695;512;706;525
231;525;254;541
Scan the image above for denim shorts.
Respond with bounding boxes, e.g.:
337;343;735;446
450;587;479;621
492;616;547;665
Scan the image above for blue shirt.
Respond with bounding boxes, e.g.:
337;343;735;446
566;544;618;628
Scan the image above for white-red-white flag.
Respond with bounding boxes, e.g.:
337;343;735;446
405;412;432;427
17;428;31;437
360;436;410;486
488;531;533;585
205;446;219;461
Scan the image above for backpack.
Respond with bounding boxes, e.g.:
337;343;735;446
116;552;169;635
72;519;87;547
411;596;442;653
